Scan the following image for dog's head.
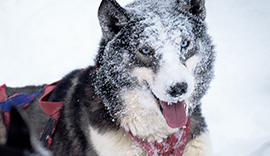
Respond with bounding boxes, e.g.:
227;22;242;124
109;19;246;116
95;0;215;141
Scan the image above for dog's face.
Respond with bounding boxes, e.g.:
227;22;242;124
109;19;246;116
95;0;214;141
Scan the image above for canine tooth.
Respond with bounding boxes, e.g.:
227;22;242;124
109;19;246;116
147;135;155;142
156;138;163;143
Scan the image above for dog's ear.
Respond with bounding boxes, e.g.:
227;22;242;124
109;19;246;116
178;0;206;20
6;107;32;150
98;0;129;42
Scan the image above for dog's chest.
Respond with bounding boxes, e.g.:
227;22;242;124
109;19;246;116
89;126;147;156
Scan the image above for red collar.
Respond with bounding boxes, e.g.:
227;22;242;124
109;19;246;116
128;118;191;156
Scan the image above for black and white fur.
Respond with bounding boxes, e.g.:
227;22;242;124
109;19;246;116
0;0;215;155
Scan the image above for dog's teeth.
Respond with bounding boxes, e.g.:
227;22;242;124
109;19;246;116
147;135;155;142
156;138;163;143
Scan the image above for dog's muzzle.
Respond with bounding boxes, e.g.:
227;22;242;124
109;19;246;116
144;80;188;129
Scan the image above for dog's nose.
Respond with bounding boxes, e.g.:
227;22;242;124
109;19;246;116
167;82;188;98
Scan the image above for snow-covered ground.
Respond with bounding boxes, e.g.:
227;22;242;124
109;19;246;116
0;0;269;155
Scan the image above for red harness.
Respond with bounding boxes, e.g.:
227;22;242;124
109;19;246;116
39;81;64;120
128;118;190;156
38;82;63;148
0;84;9;127
0;83;190;155
0;83;63;148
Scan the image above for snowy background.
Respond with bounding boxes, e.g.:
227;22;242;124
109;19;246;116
0;0;270;155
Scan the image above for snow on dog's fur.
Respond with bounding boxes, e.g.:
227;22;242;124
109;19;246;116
1;0;215;155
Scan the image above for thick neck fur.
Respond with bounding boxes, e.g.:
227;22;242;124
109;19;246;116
49;67;121;155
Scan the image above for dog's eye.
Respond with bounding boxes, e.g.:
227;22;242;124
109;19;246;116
181;40;190;48
139;47;153;56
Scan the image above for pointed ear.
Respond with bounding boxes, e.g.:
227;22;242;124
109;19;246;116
179;0;206;20
6;107;31;150
98;0;129;42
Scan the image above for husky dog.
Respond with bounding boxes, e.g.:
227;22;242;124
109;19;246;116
1;0;215;155
0;107;51;156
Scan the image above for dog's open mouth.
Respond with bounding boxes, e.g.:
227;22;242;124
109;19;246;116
160;100;187;128
146;82;187;129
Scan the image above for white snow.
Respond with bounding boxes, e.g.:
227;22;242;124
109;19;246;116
203;0;270;155
249;141;270;156
0;0;269;155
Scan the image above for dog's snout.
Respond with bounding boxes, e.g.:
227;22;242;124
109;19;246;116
168;82;188;98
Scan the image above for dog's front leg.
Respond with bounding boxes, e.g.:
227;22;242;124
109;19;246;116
182;133;212;156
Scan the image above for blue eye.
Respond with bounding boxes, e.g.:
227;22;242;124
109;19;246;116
139;47;153;55
181;40;190;48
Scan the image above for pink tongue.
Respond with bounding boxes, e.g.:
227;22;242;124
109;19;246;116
160;101;187;128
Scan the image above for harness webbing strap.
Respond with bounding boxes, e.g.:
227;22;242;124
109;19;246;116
0;84;6;102
0;83;64;149
39;118;56;148
38;81;64;149
0;84;43;128
39;81;64;120
0;89;43;113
